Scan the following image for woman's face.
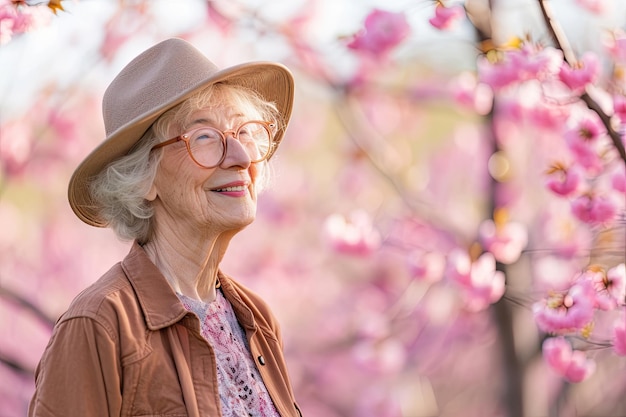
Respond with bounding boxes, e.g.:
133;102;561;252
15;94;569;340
148;100;265;238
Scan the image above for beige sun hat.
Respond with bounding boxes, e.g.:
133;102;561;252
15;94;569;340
68;38;295;228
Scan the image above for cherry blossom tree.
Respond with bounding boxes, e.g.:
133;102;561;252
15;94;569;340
1;0;625;416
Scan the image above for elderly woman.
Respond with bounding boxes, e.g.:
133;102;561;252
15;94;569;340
29;38;301;417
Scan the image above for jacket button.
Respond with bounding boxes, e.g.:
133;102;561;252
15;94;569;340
257;355;266;366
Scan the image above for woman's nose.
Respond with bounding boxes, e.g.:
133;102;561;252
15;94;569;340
220;135;251;168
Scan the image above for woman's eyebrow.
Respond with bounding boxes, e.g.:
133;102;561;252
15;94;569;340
187;113;247;129
187;118;213;128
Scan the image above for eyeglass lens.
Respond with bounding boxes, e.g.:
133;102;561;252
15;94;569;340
187;122;271;168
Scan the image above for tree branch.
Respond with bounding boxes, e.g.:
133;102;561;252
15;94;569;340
0;285;55;329
0;351;34;376
538;0;626;164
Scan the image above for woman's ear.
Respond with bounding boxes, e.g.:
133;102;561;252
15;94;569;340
144;182;158;201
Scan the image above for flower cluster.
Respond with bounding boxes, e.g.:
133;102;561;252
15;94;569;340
3;2;626;415
419;5;625;386
346;9;410;57
533;263;626;381
323;210;382;256
542;337;596;383
0;0;64;44
428;2;465;31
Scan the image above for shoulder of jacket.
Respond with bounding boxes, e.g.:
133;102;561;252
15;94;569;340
58;262;136;323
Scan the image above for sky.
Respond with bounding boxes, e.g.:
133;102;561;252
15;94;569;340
1;0;625;119
0;0;455;116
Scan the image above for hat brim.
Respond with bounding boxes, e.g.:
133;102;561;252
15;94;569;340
68;62;294;227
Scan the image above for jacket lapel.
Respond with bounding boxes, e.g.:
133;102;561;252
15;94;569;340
121;241;188;330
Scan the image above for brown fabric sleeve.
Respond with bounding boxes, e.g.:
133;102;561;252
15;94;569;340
29;317;121;417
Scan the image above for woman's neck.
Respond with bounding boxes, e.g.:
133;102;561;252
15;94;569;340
143;231;230;303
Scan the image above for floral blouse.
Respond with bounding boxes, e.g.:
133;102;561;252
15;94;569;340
178;290;281;417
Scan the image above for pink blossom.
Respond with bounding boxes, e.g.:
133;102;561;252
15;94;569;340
564;116;606;175
347;9;410;56
449;72;493;115
206;2;236;34
352;338;406;374
607;264;626;302
575;0;608;14
0;120;33;177
542;337;596;383
47;109;78;146
407;250;445;283
478;219;528;264
444;249;477;286
508;45;563;83
609;164;626;192
0;1;52;44
567;141;603;176
571;193;617;225
478;45;562;91
545;163;584;197
495;98;524;122
525;100;571;131
477;55;521;90
0;4;24;44
558;52;600;93
564;115;605;141
100;30;133;63
428;3;465;31
324;210;381;256
613;94;626;123
604;30;626;64
613;318;626;356
581;264;625;310
0;2;28;42
446;250;506;311
533;280;596;334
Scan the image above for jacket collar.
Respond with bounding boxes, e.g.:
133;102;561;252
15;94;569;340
217;271;256;332
121;242;187;330
121;241;256;332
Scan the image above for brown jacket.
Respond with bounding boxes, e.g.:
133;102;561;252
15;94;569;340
29;242;301;417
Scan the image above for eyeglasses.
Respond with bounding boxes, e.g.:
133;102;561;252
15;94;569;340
151;120;276;168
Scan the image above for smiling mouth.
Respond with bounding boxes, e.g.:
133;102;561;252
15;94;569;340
212;185;247;192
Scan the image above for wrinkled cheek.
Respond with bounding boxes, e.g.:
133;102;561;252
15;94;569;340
250;161;268;194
